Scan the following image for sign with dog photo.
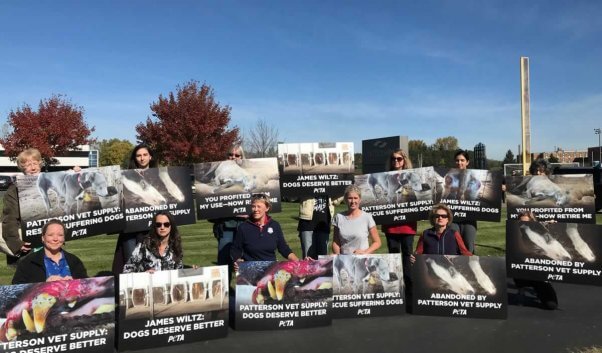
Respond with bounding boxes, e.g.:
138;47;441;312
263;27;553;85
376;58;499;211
506;220;602;285
117;267;229;351
0;276;115;353
505;174;596;223
17;166;124;246
121;167;195;233
412;254;507;319
234;259;333;330
324;254;405;318
434;168;503;222
277;142;355;198
193;158;281;220
354;167;439;224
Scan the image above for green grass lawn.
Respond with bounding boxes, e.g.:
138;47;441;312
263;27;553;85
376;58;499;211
1;201;599;285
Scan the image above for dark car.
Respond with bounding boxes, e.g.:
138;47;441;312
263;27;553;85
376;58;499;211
0;175;15;191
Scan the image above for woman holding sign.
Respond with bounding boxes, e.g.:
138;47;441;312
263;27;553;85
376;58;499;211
210;145;248;273
514;209;558;310
112;144;159;274
231;194;298;268
2;148;43;265
12;219;87;284
123;211;183;273
332;185;381;255
381;149;417;293
450;150;478;253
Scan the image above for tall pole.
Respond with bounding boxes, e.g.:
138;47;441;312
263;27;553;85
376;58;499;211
592;128;602;165
520;57;531;175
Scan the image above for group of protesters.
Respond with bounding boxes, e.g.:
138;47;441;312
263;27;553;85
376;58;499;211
0;144;561;310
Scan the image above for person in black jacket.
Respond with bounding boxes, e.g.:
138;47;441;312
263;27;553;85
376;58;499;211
12;219;87;284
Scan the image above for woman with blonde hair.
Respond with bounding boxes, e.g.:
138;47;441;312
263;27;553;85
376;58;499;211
332;185;381;255
231;194;298;267
2;148;43;265
211;145;248;277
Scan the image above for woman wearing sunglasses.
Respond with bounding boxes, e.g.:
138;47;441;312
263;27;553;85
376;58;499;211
123;211;183;273
413;204;472;257
210;145;248;274
381;149;417;291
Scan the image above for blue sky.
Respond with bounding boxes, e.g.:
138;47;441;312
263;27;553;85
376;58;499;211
1;0;600;160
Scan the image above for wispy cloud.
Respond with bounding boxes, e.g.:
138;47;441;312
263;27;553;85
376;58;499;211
351;28;470;64
551;3;602;39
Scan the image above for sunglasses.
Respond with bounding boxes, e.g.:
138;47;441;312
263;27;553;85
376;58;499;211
391;157;404;162
433;214;449;219
155;222;171;228
228;153;241;158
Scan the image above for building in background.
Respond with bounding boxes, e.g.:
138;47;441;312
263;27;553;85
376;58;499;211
473;142;487;169
0;145;98;175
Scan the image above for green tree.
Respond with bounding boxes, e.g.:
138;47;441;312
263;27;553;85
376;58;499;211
432;136;459;151
548;154;559;163
98;139;134;167
502;149;515;165
408;140;428;167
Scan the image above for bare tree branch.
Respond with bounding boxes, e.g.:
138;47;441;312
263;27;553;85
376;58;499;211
246;118;279;157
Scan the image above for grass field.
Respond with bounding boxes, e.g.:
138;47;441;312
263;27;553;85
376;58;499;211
1;200;599;285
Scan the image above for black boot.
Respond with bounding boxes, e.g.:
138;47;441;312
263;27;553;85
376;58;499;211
533;281;558;310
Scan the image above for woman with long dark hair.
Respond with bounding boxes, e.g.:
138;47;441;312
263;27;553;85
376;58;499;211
112;143;159;274
123;211;183;273
450;150;478;253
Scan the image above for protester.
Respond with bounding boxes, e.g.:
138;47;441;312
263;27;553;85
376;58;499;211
2;148;42;265
381;148;417;293
332;185;381;255
449;150;478;253
512;161;559;310
231;194;298;269
12;219;87;284
413;203;472;258
123;211;183;273
210;145;248;275
112;143;159;274
298;195;340;259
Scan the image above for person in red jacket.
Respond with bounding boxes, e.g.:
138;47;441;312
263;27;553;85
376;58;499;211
381;149;418;297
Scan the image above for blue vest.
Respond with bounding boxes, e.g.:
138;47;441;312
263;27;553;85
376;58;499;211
421;228;460;255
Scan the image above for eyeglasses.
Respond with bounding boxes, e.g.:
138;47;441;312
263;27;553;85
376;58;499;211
22;161;41;168
155;222;171;228
228;153;241;158
434;214;448;219
391;157;404;163
252;193;268;200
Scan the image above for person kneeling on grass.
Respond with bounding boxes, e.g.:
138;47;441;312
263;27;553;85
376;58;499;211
231;194;298;272
123;211;183;273
514;210;558;310
411;203;472;263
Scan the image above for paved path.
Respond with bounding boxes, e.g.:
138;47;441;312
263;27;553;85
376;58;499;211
134;280;602;353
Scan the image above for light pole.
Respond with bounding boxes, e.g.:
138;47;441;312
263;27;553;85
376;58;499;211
592;128;602;165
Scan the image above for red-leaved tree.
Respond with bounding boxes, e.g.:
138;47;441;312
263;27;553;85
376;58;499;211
0;95;95;167
136;81;239;165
